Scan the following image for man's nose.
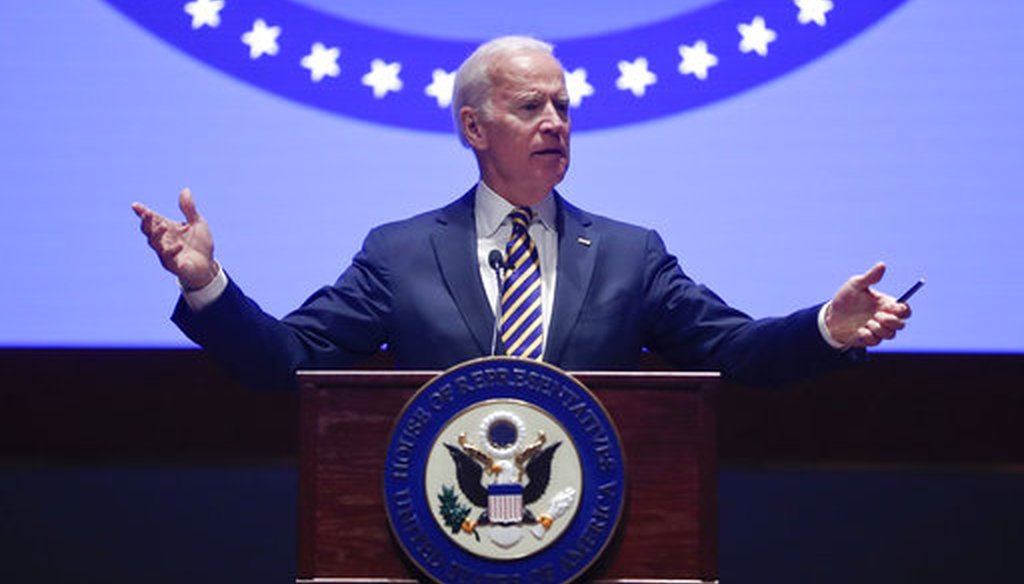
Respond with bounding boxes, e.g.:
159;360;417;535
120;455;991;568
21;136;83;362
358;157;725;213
539;102;568;134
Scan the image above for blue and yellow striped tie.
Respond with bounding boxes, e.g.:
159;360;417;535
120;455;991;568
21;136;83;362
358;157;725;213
500;207;543;359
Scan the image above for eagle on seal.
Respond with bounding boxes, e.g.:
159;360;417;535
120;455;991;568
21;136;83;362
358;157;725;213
444;431;561;527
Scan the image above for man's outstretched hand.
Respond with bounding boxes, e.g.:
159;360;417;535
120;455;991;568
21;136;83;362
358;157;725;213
826;262;912;348
132;188;218;290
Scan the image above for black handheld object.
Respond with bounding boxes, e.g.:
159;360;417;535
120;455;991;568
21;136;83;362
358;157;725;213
897;278;925;303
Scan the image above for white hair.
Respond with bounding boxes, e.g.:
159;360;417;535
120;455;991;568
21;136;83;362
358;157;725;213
451;36;556;146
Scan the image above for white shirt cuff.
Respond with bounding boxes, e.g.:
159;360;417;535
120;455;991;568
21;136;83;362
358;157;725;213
817;301;848;350
181;264;227;312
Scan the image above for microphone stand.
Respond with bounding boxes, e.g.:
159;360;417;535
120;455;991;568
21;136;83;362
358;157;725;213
488;250;506;356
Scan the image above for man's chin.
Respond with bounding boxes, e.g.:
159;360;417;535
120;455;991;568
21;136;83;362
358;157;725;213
542;167;568;191
554;161;569;185
539;156;568;179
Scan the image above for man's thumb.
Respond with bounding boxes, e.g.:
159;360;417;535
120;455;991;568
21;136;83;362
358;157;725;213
178;187;201;224
851;261;886;291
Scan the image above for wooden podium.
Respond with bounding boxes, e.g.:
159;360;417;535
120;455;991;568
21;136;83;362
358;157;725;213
296;370;719;583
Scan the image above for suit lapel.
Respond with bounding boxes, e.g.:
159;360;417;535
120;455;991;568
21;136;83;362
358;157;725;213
546;195;597;365
431;189;494;356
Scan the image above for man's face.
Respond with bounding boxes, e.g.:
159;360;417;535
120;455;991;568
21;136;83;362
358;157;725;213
466;50;570;205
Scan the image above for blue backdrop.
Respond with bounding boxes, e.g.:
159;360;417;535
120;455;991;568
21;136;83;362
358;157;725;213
2;0;1021;352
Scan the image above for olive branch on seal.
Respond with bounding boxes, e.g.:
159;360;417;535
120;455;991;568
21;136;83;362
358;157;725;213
437;485;479;541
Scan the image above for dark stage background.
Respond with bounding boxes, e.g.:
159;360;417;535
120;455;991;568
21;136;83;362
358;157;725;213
2;350;1022;583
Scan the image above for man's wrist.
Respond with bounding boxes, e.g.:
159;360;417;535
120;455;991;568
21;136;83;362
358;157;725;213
818;301;848;350
181;262;227;311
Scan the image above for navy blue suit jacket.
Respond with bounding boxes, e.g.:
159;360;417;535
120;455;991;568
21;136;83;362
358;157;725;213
173;190;858;390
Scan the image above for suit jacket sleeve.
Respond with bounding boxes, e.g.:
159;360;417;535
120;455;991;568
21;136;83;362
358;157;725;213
172;226;396;391
639;229;863;386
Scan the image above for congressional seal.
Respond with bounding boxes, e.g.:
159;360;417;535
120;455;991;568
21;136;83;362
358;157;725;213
383;357;626;584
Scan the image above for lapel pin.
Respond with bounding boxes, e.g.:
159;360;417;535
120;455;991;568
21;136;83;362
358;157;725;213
577;237;592;247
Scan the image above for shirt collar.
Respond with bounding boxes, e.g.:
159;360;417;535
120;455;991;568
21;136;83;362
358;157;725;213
475;181;556;238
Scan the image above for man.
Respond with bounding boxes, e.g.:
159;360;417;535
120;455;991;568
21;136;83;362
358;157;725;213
132;36;910;391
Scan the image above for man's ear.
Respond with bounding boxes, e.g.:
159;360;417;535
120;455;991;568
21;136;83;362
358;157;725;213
460;106;487;149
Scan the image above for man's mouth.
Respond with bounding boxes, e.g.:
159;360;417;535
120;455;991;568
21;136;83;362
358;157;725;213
532;147;565;156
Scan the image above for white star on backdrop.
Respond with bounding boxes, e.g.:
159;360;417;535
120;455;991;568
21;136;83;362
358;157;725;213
301;43;340;82
183;0;224;30
564;68;594;107
615;58;657;97
738;17;777;57
241;19;281;59
795;0;834;27
425;69;455;108
677;41;718;80
362;59;403;98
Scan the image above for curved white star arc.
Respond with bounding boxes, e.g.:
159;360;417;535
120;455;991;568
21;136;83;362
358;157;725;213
176;2;850;110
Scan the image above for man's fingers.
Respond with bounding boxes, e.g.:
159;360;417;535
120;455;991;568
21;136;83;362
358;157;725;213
855;327;876;347
146;214;188;255
133;204;154;235
146;212;169;238
854;314;905;346
875;311;906;331
894;302;912;319
877;295;912;319
131;202;149;218
178;187;201;225
142;211;164;239
163;241;184;257
866;318;897;340
855;325;886;347
133;202;171;239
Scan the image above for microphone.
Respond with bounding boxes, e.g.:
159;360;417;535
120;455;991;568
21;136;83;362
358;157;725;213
488;250;506;356
488;249;506;272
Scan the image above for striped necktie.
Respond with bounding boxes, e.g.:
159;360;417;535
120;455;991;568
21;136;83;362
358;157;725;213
500;207;543;359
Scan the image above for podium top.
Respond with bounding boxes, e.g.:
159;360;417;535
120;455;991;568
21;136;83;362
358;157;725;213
297;369;720;389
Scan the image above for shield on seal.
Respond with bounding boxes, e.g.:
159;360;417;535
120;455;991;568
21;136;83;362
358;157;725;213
487;483;523;524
